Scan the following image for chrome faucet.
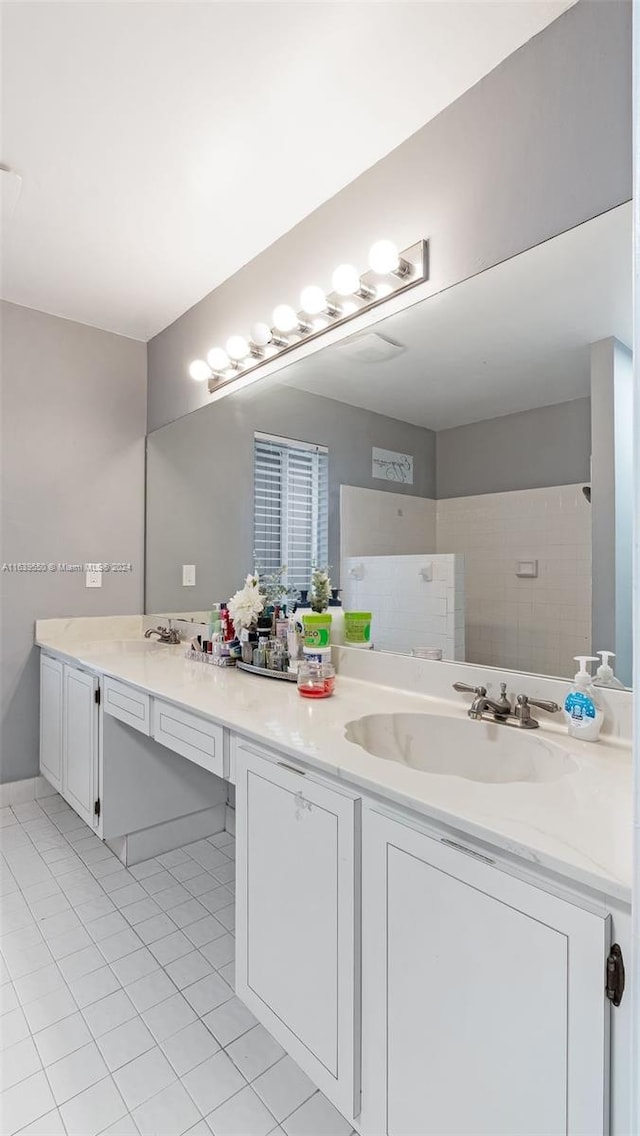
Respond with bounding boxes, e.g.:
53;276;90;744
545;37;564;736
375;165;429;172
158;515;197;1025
144;625;181;644
452;682;561;729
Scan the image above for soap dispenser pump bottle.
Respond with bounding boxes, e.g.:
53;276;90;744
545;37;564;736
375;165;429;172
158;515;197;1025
563;656;603;741
594;651;625;689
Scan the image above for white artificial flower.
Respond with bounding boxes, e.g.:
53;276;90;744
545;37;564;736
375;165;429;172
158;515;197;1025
228;574;266;631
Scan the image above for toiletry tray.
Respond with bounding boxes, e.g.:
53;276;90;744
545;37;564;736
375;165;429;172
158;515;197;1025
237;661;297;682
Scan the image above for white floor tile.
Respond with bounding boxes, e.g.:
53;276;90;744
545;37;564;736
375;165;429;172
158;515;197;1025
153;883;192;911
207;1084;275;1136
132;1079;201;1136
125;969;176;1012
58;943;105;981
100;1113;140;1135
128;859;163;882
183;1050;246;1115
34;1010;92;1065
46;1039;109;1103
136;914;178;945
0;1068;55;1134
74;896;116;925
218;960;235;988
119;897;162;927
157;849;191;869
165;898;208;928
0;982;19;1016
110;948;158;987
142;991;198;1042
0;1035;42;1089
201;934;235;971
110;883;148;910
16;1107;67;1135
89;911;130;942
226;1024;285;1082
252;1057;316;1124
149;930;193;966
182;972;233;1016
198;887;233;915
113;1046;176;1111
0;1007;30;1050
202;997;258;1048
67;965;121;1009
59;1075;128;1136
140;870;175;896
22;985;77;1033
167;861;205;884
184;915;227;948
98;929;143;964
83;989;137;1038
160;1019;220;1077
97;1015;156;1071
13;963;64;1007
281;1091;353;1136
165;950;213;990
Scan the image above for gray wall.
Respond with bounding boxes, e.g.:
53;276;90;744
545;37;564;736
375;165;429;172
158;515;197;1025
1;302;147;784
147;0;631;432
146;381;435;612
436;399;591;499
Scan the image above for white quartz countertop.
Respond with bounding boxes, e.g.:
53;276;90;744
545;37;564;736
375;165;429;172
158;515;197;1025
36;624;633;903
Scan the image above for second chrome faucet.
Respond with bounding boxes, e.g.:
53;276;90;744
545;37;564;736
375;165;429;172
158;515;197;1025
453;682;560;729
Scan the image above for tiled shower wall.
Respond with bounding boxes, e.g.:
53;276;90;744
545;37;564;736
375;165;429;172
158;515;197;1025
436;484;592;678
342;554;464;659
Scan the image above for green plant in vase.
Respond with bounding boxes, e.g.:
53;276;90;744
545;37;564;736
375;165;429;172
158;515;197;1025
310;566;332;613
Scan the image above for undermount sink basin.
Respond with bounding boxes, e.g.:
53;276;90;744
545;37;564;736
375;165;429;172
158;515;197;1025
345;713;577;784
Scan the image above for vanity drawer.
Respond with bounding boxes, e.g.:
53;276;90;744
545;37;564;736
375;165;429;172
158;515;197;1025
152;699;224;777
103;676;151;735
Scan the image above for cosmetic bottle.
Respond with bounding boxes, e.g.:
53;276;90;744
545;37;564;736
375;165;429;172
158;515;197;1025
594;651;625;689
563;656;603;742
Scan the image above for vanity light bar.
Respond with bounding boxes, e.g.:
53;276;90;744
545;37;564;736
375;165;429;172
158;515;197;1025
187;239;429;395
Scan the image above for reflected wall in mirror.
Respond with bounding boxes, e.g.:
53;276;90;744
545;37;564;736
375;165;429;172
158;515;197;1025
146;202;633;686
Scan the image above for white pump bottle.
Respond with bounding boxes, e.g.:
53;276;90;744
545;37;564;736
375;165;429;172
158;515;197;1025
563;656;603;742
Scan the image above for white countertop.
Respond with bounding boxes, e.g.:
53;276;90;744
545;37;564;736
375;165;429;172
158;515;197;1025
36;621;633;903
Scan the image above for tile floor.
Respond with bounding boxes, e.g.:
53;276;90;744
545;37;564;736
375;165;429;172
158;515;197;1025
0;794;355;1136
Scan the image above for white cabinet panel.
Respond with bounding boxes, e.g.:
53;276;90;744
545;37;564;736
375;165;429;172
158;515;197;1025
362;808;610;1136
63;665;99;829
152;699;224;777
40;654;63;791
103;676;150;735
235;744;360;1122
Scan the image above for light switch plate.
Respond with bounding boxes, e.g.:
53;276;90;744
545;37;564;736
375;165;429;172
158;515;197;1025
86;569;102;588
182;564;196;587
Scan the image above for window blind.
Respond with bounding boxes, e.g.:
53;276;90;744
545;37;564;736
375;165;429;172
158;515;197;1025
254;433;329;593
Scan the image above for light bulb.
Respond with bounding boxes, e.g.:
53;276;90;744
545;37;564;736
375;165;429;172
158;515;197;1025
368;239;400;274
189;359;211;382
226;335;250;361
332;264;361;296
273;304;299;333
207;347;230;372
251;322;272;348
300;285;327;316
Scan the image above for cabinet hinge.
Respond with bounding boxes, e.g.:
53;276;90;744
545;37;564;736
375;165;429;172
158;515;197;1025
94;687;101;705
94;799;101;819
605;943;625;1006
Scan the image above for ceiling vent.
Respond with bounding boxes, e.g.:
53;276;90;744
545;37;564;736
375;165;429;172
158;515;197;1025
335;332;406;364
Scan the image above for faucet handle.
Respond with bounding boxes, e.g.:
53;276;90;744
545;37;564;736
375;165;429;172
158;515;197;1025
453;682;487;696
517;694;560;714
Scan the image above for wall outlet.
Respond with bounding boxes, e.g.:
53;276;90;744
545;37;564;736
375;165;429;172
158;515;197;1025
86;569;102;588
182;564;196;587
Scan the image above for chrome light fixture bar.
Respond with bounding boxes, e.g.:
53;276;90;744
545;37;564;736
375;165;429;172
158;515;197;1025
187;239;428;395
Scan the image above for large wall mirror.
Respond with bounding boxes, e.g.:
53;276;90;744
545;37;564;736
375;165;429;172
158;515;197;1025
146;203;633;687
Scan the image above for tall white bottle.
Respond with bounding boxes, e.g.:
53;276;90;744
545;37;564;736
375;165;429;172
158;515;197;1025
563;656;604;742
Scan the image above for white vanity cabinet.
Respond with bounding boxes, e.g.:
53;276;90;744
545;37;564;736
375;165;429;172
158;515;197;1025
234;742;361;1122
40;654;99;829
361;806;611;1136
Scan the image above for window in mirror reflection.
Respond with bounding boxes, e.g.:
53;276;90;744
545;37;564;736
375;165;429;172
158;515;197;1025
253;433;329;592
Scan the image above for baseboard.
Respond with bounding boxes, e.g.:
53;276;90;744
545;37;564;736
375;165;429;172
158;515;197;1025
0;774;57;808
109;803;227;866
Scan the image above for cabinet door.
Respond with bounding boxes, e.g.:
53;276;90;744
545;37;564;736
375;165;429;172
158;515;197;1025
40;654;63;791
235;744;360;1122
362;808;610;1136
62;665;99;829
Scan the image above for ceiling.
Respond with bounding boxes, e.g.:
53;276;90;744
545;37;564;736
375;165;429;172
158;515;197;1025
1;1;573;341
279;203;632;430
